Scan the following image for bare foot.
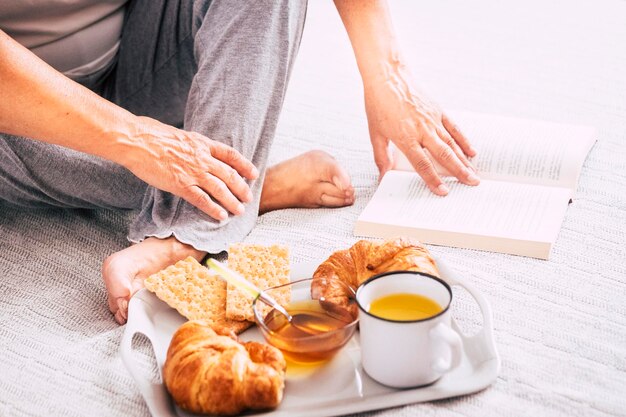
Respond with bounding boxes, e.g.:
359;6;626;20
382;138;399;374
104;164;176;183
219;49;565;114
260;150;355;213
102;236;204;324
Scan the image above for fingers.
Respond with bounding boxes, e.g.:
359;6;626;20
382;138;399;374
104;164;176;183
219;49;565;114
442;113;476;157
433;129;480;186
436;127;473;169
199;173;248;217
404;145;450;196
183;187;230;221
402;114;479;192
209;141;259;180
191;137;257;220
370;131;394;178
207;158;254;203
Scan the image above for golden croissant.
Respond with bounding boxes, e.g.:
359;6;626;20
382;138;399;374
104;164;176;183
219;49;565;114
163;320;286;415
313;237;440;291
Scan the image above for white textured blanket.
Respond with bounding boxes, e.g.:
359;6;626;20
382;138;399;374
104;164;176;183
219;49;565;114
1;1;625;416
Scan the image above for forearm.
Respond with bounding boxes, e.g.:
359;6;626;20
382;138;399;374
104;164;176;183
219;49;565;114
0;31;259;219
333;0;406;84
0;29;136;165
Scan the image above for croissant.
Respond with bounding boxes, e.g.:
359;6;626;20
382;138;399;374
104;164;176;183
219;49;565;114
313;237;439;291
163;320;286;415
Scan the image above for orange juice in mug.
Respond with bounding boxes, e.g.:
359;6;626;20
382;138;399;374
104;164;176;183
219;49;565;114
356;271;463;388
368;292;443;321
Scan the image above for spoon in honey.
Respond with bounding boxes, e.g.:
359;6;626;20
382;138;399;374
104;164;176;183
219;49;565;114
205;259;353;335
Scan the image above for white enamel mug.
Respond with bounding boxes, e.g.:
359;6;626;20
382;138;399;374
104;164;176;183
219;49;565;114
356;271;463;388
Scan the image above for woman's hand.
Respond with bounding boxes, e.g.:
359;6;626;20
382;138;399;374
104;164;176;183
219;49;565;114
0;31;258;219
364;65;479;195
331;0;479;195
119;116;259;221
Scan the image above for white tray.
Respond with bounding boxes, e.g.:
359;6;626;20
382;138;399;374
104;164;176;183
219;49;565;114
120;259;500;417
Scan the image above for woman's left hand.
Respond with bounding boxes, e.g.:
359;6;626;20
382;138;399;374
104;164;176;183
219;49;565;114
363;64;479;196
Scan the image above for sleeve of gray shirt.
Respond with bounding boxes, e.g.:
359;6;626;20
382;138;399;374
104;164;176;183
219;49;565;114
0;0;127;78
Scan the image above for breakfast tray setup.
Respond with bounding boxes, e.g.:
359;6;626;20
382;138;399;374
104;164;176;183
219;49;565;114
120;259;500;417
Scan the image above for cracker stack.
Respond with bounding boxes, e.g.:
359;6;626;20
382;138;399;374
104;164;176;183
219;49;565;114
143;244;290;334
226;244;291;322
144;257;252;334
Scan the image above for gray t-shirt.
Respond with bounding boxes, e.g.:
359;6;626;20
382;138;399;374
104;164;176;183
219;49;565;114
0;0;128;78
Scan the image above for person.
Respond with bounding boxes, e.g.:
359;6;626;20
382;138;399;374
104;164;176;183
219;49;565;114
0;0;479;324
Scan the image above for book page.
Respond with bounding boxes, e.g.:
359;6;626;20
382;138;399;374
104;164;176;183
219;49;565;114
393;111;596;191
358;171;571;243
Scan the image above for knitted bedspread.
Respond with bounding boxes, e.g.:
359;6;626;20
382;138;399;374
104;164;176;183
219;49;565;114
1;1;624;416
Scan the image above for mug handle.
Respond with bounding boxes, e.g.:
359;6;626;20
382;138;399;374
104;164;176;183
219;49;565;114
430;322;463;373
436;259;499;364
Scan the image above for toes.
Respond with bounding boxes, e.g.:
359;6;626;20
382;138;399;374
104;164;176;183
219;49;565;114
340;185;356;206
109;297;129;325
344;190;355;205
112;278;143;323
102;249;140;324
330;166;352;193
103;258;131;308
117;298;129;321
302;149;353;192
319;182;355;207
108;295;118;316
320;193;348;207
114;308;127;325
261;150;356;212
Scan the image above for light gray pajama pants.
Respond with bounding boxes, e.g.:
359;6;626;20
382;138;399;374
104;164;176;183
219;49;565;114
0;0;307;253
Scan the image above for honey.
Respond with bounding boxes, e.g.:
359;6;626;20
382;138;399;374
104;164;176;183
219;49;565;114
263;299;357;364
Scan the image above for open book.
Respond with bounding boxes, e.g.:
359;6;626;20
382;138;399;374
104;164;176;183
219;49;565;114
354;111;596;259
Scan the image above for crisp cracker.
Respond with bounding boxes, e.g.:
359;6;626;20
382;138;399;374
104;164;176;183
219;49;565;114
144;257;251;334
226;244;291;322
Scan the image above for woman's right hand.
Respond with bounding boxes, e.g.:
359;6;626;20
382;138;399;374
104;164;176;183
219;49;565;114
0;31;258;221
118;116;259;221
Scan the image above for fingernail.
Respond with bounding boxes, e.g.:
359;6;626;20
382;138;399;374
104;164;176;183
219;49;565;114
218;210;228;220
237;203;245;214
245;190;253;201
437;184;449;195
468;146;477;156
251;166;260;178
466;169;480;184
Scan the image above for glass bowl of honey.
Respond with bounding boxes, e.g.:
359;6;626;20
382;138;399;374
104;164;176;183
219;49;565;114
252;277;359;365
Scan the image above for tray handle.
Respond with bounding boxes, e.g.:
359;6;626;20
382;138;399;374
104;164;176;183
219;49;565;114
120;295;177;417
